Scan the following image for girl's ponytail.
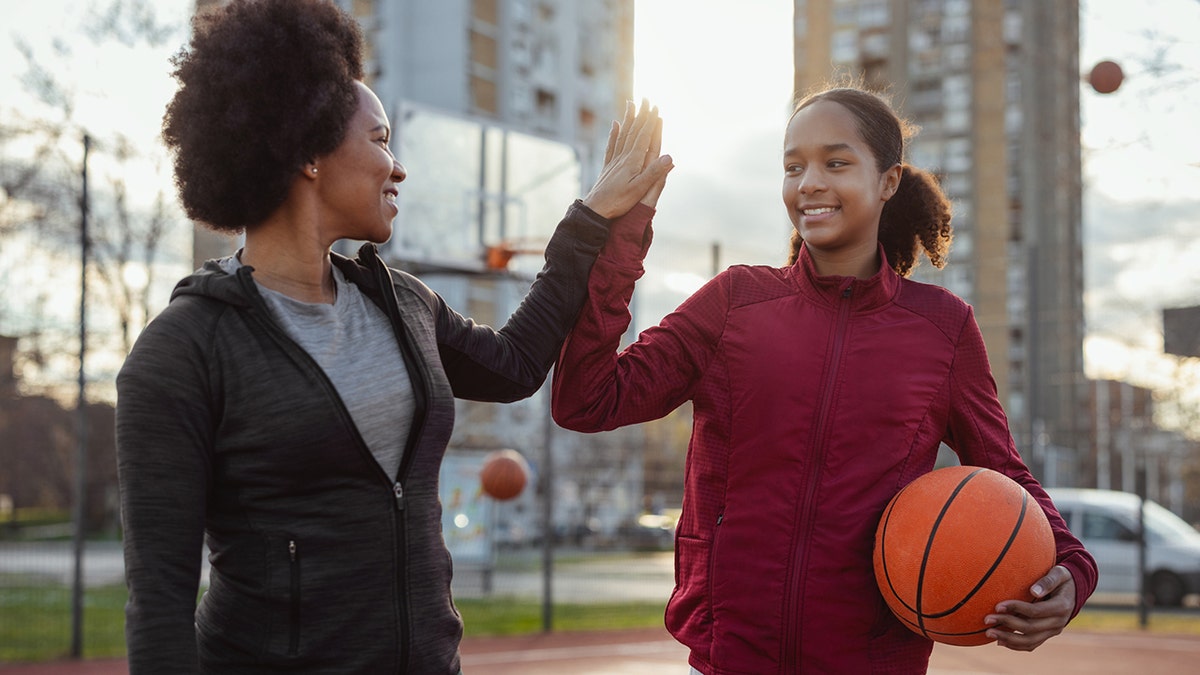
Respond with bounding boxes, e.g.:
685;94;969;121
877;164;953;277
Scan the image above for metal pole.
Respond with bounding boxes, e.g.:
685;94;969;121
541;383;555;633
1136;462;1148;629
70;132;91;658
477;127;488;246
499;131;509;241
1028;249;1041;477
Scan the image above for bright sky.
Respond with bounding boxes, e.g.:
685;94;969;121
3;0;1199;405
630;0;1200;403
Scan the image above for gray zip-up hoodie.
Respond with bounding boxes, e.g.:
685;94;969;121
116;201;610;674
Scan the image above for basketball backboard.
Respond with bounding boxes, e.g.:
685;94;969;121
381;102;583;277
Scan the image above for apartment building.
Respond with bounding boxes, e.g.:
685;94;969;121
793;0;1088;478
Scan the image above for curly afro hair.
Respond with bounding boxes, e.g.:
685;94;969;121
162;0;364;232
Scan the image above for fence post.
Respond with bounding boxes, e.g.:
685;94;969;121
70;132;91;658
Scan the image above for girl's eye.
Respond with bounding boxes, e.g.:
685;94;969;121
786;164;803;174
828;159;848;168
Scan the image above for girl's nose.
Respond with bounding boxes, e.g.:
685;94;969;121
392;161;407;183
797;170;825;195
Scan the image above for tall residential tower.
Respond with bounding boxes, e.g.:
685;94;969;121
793;0;1087;476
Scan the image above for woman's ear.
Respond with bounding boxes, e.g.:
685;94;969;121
304;162;320;180
881;163;902;201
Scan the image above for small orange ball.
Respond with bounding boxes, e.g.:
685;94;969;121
1089;60;1124;95
479;449;530;501
873;466;1056;646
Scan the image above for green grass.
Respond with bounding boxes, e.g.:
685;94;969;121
3;580;1195;664
1069;608;1200;635
0;581;665;663
0;583;127;662
457;598;665;636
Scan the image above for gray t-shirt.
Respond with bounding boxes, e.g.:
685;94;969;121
220;254;414;478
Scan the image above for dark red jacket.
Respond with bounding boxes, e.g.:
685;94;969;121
553;205;1097;674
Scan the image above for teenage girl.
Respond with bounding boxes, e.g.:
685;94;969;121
552;86;1097;673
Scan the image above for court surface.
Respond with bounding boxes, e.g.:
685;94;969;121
4;624;1197;674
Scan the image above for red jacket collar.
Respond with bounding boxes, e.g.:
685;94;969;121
787;242;901;310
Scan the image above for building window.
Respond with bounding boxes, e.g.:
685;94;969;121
472;0;498;24
832;29;858;63
471;75;498;115
953;231;973;258
942;15;969;42
858;0;889;27
471;30;498;70
536;88;558;124
579;107;596;129
945;137;971;172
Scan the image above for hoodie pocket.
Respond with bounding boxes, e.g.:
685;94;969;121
265;533;302;658
286;538;300;656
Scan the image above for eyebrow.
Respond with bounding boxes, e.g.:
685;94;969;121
783;142;857;157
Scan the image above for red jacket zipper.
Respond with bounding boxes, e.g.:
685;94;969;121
781;283;854;671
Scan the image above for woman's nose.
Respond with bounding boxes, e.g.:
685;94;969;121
392;161;407;183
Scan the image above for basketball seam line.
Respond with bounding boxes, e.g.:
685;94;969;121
914;468;986;636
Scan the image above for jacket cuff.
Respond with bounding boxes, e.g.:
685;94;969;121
562;199;612;251
1057;551;1097;619
601;202;655;266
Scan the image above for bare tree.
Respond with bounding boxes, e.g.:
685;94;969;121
0;0;183;529
0;0;183;393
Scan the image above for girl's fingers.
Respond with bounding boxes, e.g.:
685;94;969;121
603;120;618;166
614;100;636;157
645;116;663;170
629;102;657;160
619;99;652;158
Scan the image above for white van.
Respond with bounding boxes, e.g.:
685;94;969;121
1047;488;1200;606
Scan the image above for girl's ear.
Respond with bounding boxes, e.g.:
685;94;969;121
881;163;903;201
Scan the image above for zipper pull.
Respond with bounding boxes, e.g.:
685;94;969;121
841;285;852;299
393;482;405;511
289;539;297;562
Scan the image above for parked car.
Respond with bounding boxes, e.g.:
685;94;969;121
1047;488;1200;606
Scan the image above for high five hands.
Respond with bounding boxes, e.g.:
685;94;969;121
582;99;674;218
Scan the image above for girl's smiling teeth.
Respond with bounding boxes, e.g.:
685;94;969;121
803;206;837;215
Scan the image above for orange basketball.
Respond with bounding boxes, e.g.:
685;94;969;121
479;449;529;501
873;466;1055;646
1088;60;1124;95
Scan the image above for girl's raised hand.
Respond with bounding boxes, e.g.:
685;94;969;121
582;99;674;218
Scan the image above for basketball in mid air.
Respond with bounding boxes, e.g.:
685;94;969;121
1088;60;1124;94
479;449;530;501
873;465;1056;646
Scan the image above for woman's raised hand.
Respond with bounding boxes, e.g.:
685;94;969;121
582;99;674;218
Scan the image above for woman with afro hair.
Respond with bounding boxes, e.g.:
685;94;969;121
551;85;1096;673
115;0;671;672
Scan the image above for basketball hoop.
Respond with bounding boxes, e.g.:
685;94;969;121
484;240;545;270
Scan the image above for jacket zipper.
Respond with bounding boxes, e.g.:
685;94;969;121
288;539;300;656
781;283;854;671
366;246;435;674
236;260;427;671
